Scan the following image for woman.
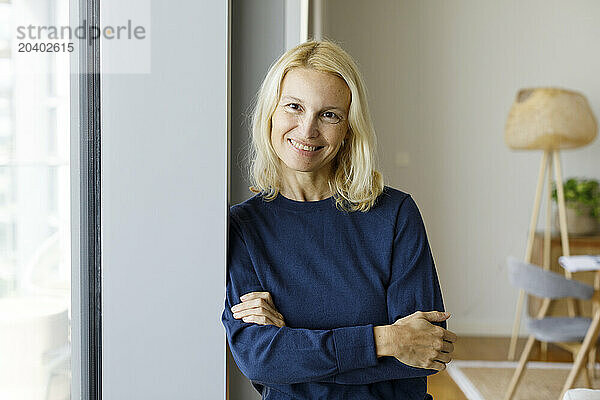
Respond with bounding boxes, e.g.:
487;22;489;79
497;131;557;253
222;40;456;399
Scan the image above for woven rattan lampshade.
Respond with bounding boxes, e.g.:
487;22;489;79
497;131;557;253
505;88;598;150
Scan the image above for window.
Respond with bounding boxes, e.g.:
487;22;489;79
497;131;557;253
0;0;94;398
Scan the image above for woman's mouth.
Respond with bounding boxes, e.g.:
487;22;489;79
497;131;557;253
288;138;324;153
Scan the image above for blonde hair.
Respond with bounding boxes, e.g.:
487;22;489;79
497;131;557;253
248;39;384;212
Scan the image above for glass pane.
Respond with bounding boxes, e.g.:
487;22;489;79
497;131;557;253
1;0;72;399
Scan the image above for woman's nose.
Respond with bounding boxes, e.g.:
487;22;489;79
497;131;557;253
297;114;319;138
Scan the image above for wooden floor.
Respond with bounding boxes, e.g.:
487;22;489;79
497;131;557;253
427;336;585;399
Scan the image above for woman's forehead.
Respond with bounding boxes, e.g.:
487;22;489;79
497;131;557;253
279;68;351;109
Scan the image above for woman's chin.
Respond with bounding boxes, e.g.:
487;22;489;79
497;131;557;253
281;162;323;174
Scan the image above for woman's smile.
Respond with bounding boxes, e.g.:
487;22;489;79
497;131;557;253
287;138;324;155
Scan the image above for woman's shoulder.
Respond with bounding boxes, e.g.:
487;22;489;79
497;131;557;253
229;192;266;223
375;185;412;210
380;185;410;200
370;185;424;228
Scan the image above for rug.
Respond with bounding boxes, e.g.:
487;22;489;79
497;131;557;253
446;360;600;400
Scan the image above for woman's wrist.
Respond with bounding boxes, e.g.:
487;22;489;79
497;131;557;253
373;325;392;358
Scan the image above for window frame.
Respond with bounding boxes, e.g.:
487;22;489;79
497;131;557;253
71;0;101;398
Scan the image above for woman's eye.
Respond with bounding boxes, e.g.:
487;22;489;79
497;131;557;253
286;103;301;111
322;111;341;123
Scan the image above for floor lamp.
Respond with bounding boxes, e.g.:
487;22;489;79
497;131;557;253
505;88;598;361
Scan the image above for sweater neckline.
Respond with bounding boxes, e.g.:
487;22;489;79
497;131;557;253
271;192;335;211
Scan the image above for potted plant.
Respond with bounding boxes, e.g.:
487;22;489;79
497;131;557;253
552;178;600;235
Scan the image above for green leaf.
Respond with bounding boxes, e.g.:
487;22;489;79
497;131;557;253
552;177;600;221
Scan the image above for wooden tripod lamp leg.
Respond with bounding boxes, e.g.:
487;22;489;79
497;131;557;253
594;271;600;378
508;150;549;360
553;151;577;317
543;152;553;273
540;152;554;361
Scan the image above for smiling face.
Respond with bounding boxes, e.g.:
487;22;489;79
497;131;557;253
270;67;351;182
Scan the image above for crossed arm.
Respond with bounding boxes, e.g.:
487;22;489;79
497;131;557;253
223;290;456;386
230;291;456;374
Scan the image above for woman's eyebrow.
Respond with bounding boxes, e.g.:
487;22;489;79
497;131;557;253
280;95;304;103
280;95;346;112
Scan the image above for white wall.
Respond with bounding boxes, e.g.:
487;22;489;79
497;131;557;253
100;0;227;398
323;0;600;335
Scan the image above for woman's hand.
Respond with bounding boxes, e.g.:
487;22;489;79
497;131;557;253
231;291;286;328
374;311;457;372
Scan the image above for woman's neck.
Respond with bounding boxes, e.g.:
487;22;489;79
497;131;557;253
279;170;333;201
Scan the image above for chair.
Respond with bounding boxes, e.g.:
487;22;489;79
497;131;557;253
504;256;600;400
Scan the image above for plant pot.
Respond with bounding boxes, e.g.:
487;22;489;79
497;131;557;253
554;205;599;236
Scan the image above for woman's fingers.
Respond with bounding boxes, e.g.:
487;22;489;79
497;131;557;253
441;340;454;354
231;293;286;327
232;298;284;320
245;312;285;327
232;294;286;327
443;329;458;343
240;314;279;326
435;351;452;364
233;293;284;318
240;291;276;308
429;360;447;372
232;306;284;326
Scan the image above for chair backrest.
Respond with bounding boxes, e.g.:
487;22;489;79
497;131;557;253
507;256;593;300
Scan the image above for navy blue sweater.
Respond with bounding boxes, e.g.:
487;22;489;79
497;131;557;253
222;186;446;399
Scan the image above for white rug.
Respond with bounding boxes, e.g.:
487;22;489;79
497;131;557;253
446;360;600;400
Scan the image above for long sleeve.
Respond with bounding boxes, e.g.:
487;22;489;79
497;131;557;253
328;195;445;385
387;196;446;327
221;212;378;385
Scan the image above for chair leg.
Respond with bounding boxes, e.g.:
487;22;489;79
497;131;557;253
587;346;596;379
560;310;600;399
571;349;593;389
541;341;548;361
584;363;592;389
504;335;536;400
590;345;597;379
